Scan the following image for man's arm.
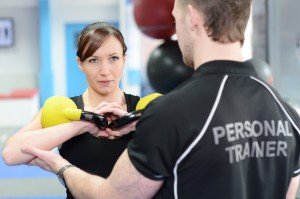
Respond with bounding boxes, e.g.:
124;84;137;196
65;150;163;199
286;176;299;199
22;145;163;199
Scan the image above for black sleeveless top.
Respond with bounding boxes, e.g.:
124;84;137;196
59;93;140;199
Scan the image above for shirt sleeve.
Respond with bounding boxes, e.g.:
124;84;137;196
286;103;300;177
294;158;300;176
127;97;182;180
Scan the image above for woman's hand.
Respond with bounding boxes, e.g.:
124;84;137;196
93;102;124;122
106;121;137;137
93;102;138;137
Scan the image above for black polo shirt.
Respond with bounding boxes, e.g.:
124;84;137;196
128;60;300;199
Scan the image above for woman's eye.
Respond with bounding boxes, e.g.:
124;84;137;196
88;58;98;63
110;56;119;61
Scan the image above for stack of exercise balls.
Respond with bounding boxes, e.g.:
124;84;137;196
133;0;193;94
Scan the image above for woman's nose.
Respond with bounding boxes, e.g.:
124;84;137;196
98;64;110;76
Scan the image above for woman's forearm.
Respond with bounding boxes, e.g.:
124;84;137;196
2;121;87;165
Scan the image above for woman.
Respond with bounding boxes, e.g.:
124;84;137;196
2;22;140;199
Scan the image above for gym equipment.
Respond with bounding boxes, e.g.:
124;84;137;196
41;96;108;130
147;40;193;93
246;58;274;85
108;93;162;130
133;0;175;39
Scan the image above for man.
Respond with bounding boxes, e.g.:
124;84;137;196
21;0;300;198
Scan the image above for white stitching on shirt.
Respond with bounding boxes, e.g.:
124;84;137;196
251;76;300;177
250;76;300;135
173;75;228;199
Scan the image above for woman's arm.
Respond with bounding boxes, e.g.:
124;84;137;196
2;109;95;165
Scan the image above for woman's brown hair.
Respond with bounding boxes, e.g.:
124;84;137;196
77;22;127;61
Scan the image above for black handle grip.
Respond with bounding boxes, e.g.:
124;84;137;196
108;110;142;130
81;111;108;130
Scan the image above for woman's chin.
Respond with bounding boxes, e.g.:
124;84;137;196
96;88;114;95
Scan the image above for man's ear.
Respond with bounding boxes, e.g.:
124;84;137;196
77;57;84;71
186;5;200;31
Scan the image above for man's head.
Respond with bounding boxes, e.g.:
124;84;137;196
172;0;252;66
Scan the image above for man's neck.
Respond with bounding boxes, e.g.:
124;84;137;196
193;41;244;70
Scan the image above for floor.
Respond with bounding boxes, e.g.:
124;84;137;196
0;127;65;199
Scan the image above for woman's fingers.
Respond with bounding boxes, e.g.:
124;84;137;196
94;102;123;112
106;121;138;137
96;107;127;117
92;101;110;111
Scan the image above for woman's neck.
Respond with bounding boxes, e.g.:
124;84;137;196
82;88;125;110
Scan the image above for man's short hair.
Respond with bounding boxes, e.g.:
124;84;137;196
179;0;252;44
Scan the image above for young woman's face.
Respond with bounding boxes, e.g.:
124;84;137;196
79;36;125;95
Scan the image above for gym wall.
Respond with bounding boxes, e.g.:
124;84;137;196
0;3;39;94
268;0;300;102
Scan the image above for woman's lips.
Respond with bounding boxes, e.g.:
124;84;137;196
98;80;112;85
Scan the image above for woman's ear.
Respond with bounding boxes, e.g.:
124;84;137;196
77;57;84;71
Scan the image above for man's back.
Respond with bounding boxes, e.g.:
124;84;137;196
128;60;300;199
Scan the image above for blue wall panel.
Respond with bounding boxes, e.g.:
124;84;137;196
39;0;53;104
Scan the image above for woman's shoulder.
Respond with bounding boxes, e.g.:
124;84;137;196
70;95;83;109
124;93;141;103
124;93;140;112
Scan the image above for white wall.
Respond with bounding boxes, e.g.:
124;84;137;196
49;0;119;96
0;5;39;93
0;0;120;96
242;9;253;60
268;0;300;102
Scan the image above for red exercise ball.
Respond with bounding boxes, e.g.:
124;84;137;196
133;0;175;39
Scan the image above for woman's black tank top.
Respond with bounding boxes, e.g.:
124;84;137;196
59;93;140;199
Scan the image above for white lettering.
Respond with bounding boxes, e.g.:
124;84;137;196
226;123;236;142
251;121;263;137
225;146;235;163
235;144;243;162
285;121;293;136
225;141;288;164
212;120;292;144
251;141;264;158
235;122;245;140
244;121;252;137
213;126;226;145
277;141;288;157
266;141;276;157
277;121;286;136
264;120;275;136
242;142;250;160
